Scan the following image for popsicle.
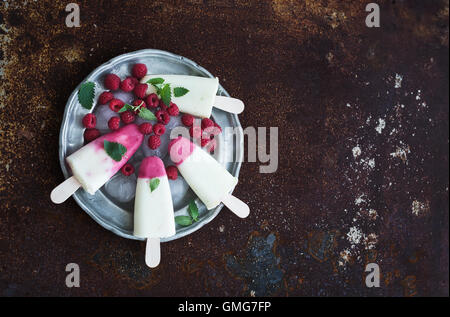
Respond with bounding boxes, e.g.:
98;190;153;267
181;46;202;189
140;75;244;118
51;124;144;203
169;137;249;218
134;156;175;268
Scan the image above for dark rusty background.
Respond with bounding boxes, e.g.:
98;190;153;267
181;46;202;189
0;0;448;296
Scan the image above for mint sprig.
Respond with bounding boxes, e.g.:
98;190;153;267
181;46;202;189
188;200;199;221
118;102;156;121
160;84;172;106
78;82;96;109
104;140;127;162
175;200;199;227
175;216;192;226
149;178;160;192
174;87;189;97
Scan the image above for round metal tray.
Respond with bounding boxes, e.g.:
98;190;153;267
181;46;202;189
58;49;243;241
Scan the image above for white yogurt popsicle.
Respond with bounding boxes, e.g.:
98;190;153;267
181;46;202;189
141;75;219;118
66;124;144;195
169;137;238;210
134;156;176;239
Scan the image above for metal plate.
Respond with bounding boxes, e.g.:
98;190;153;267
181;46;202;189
58;49;243;242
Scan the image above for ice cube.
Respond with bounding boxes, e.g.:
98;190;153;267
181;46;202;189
169;176;190;207
94;105;118;133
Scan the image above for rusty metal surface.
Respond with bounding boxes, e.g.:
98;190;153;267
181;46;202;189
0;0;448;296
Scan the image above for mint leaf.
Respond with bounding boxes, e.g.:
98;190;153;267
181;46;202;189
149;178;160;192
103;140;127;162
174;87;189;97
175;216;192;226
160;84;171;106
188;200;199;222
146;78;165;85
138;107;157;121
78;82;96;109
118;103;133;113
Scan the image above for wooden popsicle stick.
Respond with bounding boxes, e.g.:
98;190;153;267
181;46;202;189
213;96;245;114
221;194;250;218
145;237;161;268
50;176;81;204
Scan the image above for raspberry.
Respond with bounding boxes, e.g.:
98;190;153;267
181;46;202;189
145;93;159;108
82;113;96;129
120;77;136;92
121;163;135;176
201;118;214;130
167;103;179;116
109;98;124;112
189;125;202;139
156;110;170;125
108;117;120;130
98;91;114;104
133;83;147;99
181;114;194;127
132;63;147;79
166;165;178;180
84;128;100;142
132;99;146;114
153;123;166;136
120;110;136;124
148;135;161;149
203;125;221;138
202;138;217;153
104;74;120;91
139;122;153;135
159;101;168;111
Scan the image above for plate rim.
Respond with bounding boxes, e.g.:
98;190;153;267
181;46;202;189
58;49;243;242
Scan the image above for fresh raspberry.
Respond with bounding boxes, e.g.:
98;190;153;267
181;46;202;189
132;99;146;114
120;77;136;92
202;138;217;153
148;135;161;149
84;128;100;142
132;63;147;79
98;91;114;104
130;77;139;86
167;103;179;116
145;93;159;108
121;163;135;176
108;117;120;130
159;100;168;111
109;98;124;112
82;113;96;129
189;125;202;139
203;125;221;138
120;110;136;124
155;110;170;125
139;122;153;135
153;123;166;136
201;118;214;130
104;74;120;91
166;165;178;180
133;83;147;99
181;114;194;127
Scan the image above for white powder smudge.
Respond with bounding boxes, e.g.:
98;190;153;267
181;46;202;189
355;194;366;206
375;118;386;134
346;103;351;108
368;209;378;220
364;233;378;250
219;225;225;232
415;89;421;100
390;142;411;163
339;249;352;266
394;73;403;88
412;200;429;216
347;226;363;248
352;146;361;158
